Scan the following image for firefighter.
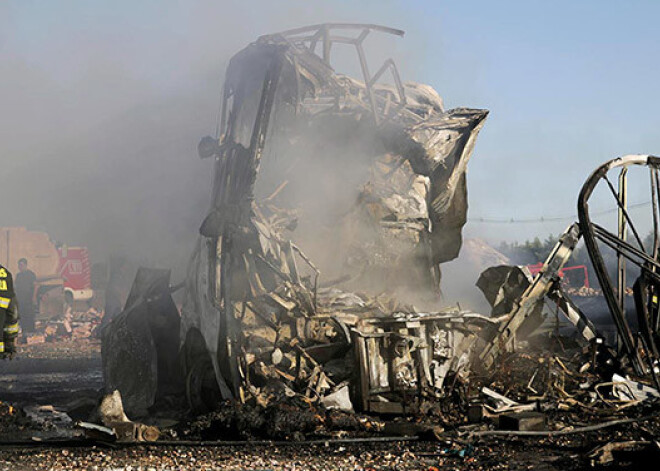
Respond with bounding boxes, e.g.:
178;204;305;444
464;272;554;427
15;258;36;332
0;264;19;358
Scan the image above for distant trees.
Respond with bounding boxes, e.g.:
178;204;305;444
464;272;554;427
498;235;563;266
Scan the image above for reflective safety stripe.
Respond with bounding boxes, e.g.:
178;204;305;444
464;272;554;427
3;323;18;335
0;297;10;309
0;342;5;353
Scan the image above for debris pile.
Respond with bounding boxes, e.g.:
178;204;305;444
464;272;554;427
78;390;160;443
0;401;33;436
180;397;361;441
20;307;103;346
182;24;488;411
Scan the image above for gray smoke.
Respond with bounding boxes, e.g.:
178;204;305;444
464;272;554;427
1;1;424;280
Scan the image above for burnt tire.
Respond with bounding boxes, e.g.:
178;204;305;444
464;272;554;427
185;354;221;414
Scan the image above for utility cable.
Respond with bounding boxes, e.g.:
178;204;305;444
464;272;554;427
468;201;650;224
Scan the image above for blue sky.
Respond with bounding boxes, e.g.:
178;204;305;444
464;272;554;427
2;0;660;262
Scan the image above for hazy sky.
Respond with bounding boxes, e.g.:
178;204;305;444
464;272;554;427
2;0;660;271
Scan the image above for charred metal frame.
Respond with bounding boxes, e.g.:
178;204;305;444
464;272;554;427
274;24;407;124
578;154;660;382
212;52;287;398
353;311;496;413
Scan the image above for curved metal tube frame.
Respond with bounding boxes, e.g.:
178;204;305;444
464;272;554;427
578;154;660;377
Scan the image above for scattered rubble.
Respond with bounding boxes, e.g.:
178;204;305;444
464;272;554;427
18;307;103;347
589;440;660;467
92;390;161;443
0;401;34;437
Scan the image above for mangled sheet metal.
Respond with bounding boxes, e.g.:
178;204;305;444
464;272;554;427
197;24;488;296
178;24;490;412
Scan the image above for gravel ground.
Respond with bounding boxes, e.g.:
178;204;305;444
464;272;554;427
15;338;101;361
0;440;577;471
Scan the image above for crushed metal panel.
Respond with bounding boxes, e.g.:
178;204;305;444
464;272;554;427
476;265;533;317
352;311;497;413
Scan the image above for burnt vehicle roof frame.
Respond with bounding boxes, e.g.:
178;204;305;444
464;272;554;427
271;23;407;125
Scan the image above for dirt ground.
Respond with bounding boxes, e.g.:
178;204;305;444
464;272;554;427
0;339;102;405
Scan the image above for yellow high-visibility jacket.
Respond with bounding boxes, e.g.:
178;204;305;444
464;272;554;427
0;265;19;353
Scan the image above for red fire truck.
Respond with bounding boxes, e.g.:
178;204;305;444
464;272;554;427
0;227;92;315
526;262;590;288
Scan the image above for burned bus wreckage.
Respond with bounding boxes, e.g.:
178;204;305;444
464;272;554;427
182;23;491;415
103;23;491;417
101;25;660;448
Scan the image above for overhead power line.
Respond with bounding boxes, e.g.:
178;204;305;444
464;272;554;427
468;201;651;224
